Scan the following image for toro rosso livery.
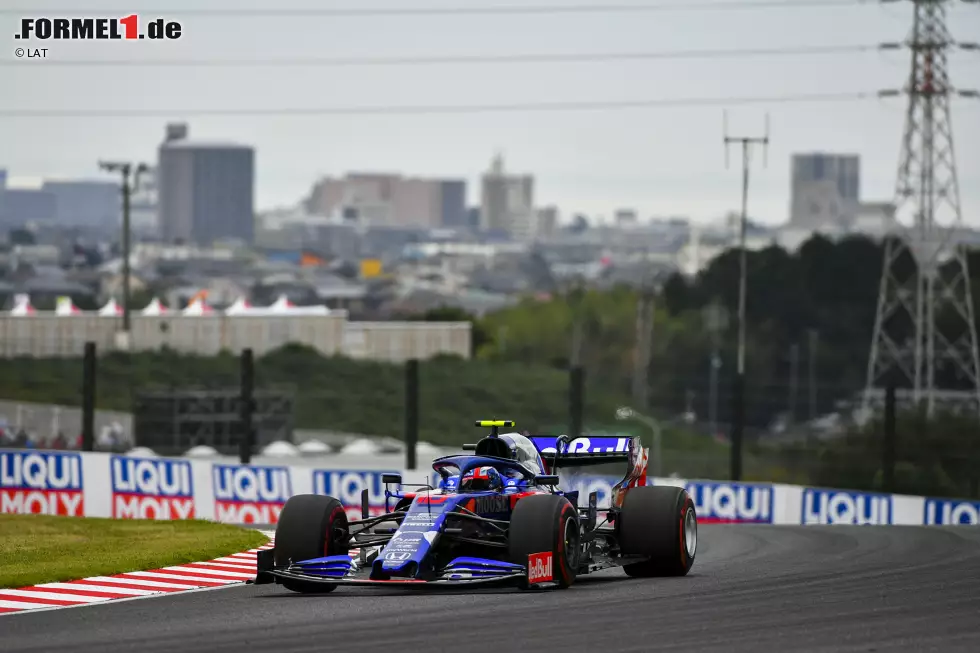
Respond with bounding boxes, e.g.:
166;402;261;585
254;420;697;591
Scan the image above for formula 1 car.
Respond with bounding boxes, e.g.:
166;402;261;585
254;420;697;591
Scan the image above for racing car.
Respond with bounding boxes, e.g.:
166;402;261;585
254;420;697;591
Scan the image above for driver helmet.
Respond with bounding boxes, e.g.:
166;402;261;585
459;466;504;492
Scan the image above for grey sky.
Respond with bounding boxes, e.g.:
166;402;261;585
1;0;978;225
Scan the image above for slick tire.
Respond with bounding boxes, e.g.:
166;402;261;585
508;494;580;590
617;485;697;578
274;494;349;593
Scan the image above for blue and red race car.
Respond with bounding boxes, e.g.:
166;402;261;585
254;420;697;591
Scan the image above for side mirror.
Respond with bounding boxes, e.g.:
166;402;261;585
461;443;477;451
535;475;560;486
382;473;402;485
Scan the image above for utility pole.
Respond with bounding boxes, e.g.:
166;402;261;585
568;278;586;367
723;112;769;481
865;0;980;418
808;329;819;420
631;283;656;411
99;160;149;347
788;343;800;424
703;300;728;438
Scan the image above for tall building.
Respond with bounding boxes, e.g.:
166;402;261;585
790;153;860;228
0;171;120;229
0;187;56;225
157;123;255;245
43;179;119;229
305;173;466;228
480;155;535;240
439;180;467;228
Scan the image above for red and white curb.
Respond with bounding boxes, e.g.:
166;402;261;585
0;530;276;616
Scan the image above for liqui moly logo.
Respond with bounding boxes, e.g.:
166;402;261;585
111;457;194;520
924;499;980;525
313;469;398;520
213;464;291;524
528;552;554;584
802;489;892;525
688;482;773;524
0;451;84;516
563;476;618;510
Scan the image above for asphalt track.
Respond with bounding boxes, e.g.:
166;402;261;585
3;525;980;652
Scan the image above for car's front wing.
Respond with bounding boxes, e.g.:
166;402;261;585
253;567;526;588
252;548;531;589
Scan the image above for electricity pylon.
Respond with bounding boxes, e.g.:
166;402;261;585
864;0;980;417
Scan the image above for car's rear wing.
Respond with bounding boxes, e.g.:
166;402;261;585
530;434;648;509
528;435;636;467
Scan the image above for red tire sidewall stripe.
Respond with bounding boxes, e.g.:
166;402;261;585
678;493;693;569
557;502;575;584
326;506;347;556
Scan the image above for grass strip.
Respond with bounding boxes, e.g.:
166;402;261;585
0;514;268;588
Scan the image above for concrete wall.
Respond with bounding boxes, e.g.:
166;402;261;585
0;313;471;360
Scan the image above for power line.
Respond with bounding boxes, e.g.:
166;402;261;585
0;0;874;17
1;45;876;67
0;92;883;118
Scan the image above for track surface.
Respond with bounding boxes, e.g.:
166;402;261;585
4;525;980;652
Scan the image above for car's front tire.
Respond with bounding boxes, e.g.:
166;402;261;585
274;494;349;593
508;494;580;590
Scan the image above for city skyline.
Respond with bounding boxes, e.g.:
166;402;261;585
2;1;978;225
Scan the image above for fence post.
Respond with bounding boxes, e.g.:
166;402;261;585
239;348;255;465
882;384;897;492
405;359;419;470
730;373;744;481
81;341;96;452
569;366;584;439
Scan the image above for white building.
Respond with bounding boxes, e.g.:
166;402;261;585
790;153;861;229
480;155;535;240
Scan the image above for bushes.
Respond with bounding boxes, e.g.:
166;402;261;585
0;345;623;446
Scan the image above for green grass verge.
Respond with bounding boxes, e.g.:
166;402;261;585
0;514;268;589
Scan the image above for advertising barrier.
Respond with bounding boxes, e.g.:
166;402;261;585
0;449;976;527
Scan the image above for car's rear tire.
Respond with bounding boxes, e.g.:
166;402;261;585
274;494;349;593
617;485;696;577
508;494;579;590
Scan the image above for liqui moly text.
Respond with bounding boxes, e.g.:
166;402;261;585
313;469;398;519
111;456;194;520
213;464;291;524
0;451;84;516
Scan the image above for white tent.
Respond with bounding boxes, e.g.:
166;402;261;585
98;298;123;316
224;297;253;315
269;294;295;312
182;297;214;316
141;298;168;315
55;296;82;316
9;293;35;316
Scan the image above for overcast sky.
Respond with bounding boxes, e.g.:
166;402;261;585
1;0;978;225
